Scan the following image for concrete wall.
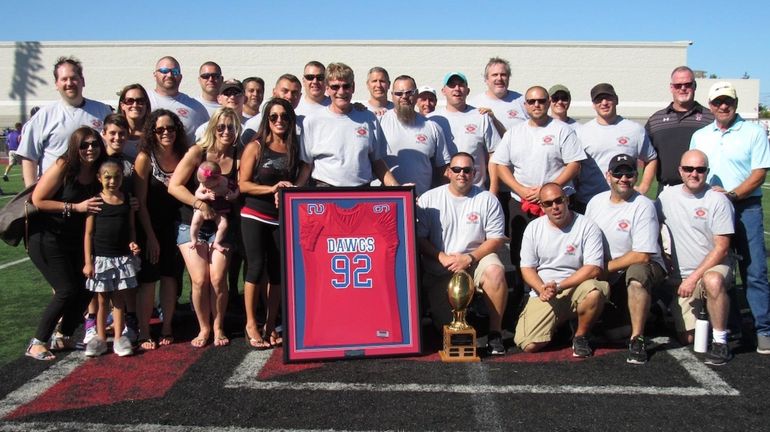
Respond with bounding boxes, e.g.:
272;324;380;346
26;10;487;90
0;40;760;126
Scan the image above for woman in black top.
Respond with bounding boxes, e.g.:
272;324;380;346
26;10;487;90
239;98;302;348
25;127;106;360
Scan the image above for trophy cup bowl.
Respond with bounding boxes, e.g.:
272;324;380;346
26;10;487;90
447;270;475;331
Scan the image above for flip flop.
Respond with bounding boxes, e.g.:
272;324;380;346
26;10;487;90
159;334;174;346
139;338;157;351
269;331;283;348
26;339;55;361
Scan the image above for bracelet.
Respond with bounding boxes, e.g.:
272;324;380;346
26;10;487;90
62;202;72;218
193;199;201;210
467;253;476;267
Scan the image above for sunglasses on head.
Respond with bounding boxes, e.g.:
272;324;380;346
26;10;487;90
540;196;566;208
269;113;289;123
122;97;146;106
153;126;176;135
449;166;473;174
216;124;235;133
156;67;181;77
681;166;708;174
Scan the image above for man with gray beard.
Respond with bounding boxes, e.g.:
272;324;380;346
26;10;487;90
378;75;451;195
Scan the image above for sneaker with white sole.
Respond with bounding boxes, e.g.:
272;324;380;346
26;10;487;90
756;334;770;355
486;332;506;356
82;318;97;345
627;335;648;365
113;335;134;357
85;338;108;357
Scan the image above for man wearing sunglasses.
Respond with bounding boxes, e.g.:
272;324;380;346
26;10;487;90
148;56;209;146
295;61;331;118
656;150;735;365
378;75;451;196
194;79;246;143
585;154;666;364
195;61;224;116
548;84;579;131
17;56;112;186
573;83;657;213
645;66;713;192
298;62;399;188
690;82;770;356
417;152;508;355
428;71;501;191
515;183;608;358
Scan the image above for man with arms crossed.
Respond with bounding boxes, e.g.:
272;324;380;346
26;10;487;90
645;66;713;191
585;154;666;364
17;56;112;186
656;149;734;365
379;75;450;196
417;152;508;355
690;82;770;355
515;183;608;357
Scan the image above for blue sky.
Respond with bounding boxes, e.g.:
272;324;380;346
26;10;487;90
4;0;769;104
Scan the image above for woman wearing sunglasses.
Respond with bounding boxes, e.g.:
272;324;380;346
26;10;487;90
118;84;152;160
168;107;241;348
238;98;303;348
133;109;187;350
25;127;106;360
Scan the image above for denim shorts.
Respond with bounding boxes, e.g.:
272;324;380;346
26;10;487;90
175;222;217;246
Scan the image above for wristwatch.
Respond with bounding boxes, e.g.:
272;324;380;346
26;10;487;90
727;191;738;201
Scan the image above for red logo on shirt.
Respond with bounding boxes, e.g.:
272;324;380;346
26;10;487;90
617;136;629;145
416;134;427;143
466;212;480;224
542;135;554;145
507;109;519;119
617;219;630;232
465;124;477;134
177;108;189;118
356;127;368;137
565;244;577;255
694;207;708;219
91;120;103;129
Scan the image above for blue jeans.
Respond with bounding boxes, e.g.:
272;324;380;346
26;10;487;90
734;198;770;336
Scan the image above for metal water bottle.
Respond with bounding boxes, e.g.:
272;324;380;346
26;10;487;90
694;307;709;353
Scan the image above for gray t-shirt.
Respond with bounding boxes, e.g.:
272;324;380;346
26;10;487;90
148;91;209;146
428;106;501;188
490;117;586;200
417;184;506;275
379;110;451;196
575;116;656;203
467;91;528;131
520;212;604;293
585;190;665;269
656;185;734;279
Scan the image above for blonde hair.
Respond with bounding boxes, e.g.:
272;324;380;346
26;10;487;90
197;107;242;152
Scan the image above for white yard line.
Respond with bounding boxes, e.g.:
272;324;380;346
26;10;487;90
0;257;29;270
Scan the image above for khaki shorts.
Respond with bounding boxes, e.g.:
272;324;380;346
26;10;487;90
625;261;667;290
669;264;733;333
514;279;610;349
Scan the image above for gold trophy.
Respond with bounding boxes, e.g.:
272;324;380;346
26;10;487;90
439;270;480;362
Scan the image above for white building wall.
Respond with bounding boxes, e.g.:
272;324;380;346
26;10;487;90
0;40;760;126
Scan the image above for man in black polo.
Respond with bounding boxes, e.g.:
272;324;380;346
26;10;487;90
645;66;713;192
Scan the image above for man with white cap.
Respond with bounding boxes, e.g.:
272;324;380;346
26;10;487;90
416;86;437;116
548;84;580;131
428;71;501;192
572;83;658;213
690;81;770;355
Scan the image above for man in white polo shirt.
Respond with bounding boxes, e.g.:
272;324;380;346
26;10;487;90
17;56;113;185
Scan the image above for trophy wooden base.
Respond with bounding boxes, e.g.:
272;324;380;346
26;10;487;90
438;325;480;362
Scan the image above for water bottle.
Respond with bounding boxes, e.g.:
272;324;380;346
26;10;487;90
694;307;709;353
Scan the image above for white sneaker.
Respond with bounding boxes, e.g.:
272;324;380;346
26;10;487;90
122;326;138;345
83;322;97;345
113;335;134;357
85;338;108;357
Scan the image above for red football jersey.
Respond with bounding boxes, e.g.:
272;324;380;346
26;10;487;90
299;202;403;347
